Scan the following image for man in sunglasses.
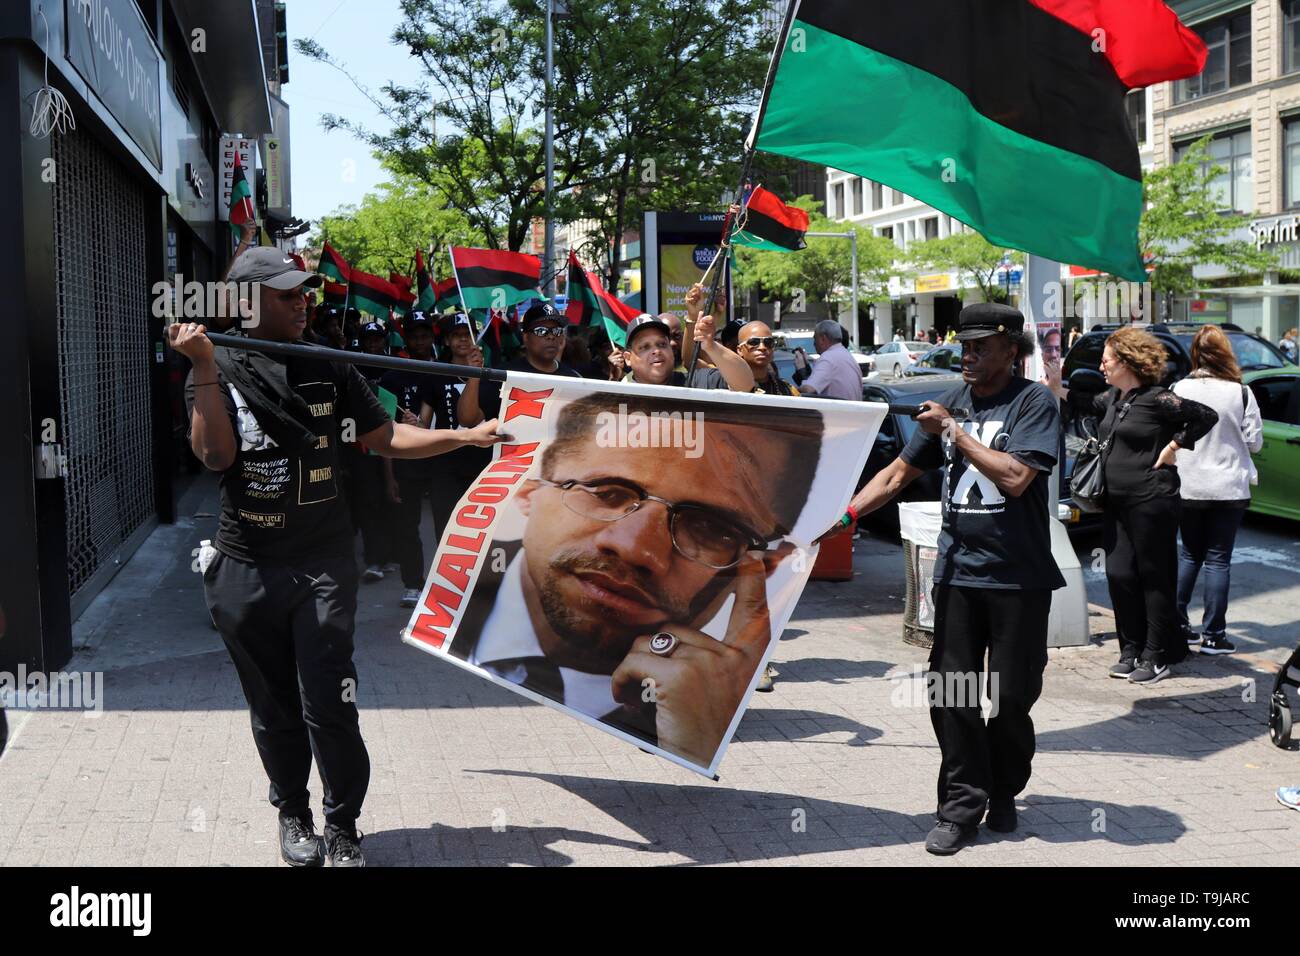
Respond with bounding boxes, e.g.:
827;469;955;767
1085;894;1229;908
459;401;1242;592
735;320;799;397
458;303;583;426
445;392;824;767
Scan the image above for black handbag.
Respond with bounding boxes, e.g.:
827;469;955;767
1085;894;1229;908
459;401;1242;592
1071;395;1129;514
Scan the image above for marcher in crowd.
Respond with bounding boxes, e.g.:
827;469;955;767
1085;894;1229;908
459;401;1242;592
1067;327;1218;685
169;248;503;867
831;303;1064;855
1171;325;1263;656
458;304;583;428
797;320;862;400
736;320;799;397
1039;328;1067;401
354;323;400;582
1279;327;1298;364
618;293;754;391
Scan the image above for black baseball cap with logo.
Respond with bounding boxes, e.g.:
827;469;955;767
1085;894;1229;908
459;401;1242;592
405;311;434;330
360;322;387;338
227;247;323;289
438;312;475;336
522;302;564;329
955;302;1025;341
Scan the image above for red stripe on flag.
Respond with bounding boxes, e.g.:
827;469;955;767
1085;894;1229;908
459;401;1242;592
450;247;542;281
746;186;810;233
1026;0;1207;87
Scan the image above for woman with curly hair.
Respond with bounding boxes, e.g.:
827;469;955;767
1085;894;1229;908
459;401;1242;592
1171;326;1263;655
1069;327;1218;684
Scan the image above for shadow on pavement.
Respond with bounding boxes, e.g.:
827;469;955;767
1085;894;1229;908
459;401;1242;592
362;772;1185;866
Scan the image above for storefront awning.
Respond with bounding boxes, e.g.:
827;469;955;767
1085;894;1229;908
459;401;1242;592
169;0;273;135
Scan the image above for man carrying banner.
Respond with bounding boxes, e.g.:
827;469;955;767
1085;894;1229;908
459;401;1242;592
168;248;504;867
617;286;754;391
829;303;1064;856
457;304;583;427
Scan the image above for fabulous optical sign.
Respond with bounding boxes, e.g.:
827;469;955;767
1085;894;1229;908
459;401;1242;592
65;0;162;169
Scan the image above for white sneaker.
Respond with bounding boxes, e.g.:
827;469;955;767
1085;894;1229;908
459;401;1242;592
400;589;420;608
362;565;385;582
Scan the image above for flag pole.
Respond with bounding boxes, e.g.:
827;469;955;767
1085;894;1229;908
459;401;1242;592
686;0;801;384
203;332;507;382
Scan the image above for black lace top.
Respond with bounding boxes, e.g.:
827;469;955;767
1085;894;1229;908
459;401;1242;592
1069;385;1219;501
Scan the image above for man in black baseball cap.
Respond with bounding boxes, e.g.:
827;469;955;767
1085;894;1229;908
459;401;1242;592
825;300;1063;855
458;302;582;428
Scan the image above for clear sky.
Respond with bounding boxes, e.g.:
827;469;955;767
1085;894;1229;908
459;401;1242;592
281;0;424;234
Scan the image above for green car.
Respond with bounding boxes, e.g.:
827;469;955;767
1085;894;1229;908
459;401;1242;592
1245;367;1300;521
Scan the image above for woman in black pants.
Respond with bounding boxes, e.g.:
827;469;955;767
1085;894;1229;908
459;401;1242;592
1070;327;1217;685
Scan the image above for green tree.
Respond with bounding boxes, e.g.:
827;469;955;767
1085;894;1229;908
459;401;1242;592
732;197;897;321
907;231;1021;304
297;0;772;289
1139;134;1277;297
310;164;484;277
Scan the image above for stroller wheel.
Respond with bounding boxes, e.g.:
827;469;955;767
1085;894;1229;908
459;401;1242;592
1269;693;1293;748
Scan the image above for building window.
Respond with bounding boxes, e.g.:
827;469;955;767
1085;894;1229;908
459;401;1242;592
891;188;903;205
923;217;939;240
1176;11;1250;102
1286;0;1300;75
1125;89;1147;146
871;181;882;211
1285;117;1300;209
833;181;845;218
878;225;895;247
1174;128;1253;213
852;177;863;216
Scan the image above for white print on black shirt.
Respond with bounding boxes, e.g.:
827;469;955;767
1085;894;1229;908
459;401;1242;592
229;385;278;452
944;420;1009;514
241;457;291;501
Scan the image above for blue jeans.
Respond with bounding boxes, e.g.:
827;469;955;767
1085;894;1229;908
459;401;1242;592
1176;506;1246;637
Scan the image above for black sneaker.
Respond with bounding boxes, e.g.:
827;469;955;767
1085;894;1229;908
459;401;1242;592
1108;658;1136;679
1198;634;1236;656
1128;662;1170;685
324;825;366;867
924;819;977;855
279;812;324;867
1182;627;1202;647
985;796;1017;833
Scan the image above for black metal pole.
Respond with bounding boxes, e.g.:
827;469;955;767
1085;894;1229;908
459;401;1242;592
204;333;508;383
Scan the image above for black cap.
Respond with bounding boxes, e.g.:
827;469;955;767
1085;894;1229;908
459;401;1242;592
956;302;1024;341
361;322;387;337
405;311;434;330
438;311;474;336
522;302;564;329
624;313;671;348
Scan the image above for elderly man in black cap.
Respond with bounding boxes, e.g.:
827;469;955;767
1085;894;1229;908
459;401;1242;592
827;302;1064;856
167;248;504;867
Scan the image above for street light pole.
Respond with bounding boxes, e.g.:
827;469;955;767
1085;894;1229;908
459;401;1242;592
544;0;556;296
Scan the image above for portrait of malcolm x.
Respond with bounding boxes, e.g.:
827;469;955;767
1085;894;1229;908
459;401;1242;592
447;392;826;768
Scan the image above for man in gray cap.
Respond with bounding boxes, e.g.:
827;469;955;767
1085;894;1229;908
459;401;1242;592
167;250;505;867
619;311;754;390
825;302;1064;856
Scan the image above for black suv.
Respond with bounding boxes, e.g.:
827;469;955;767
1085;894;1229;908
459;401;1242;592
1063;322;1294;385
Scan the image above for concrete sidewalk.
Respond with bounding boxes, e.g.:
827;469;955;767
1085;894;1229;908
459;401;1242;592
1;473;1297;866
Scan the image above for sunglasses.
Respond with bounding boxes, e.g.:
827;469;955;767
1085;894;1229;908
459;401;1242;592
527;326;566;338
740;336;776;350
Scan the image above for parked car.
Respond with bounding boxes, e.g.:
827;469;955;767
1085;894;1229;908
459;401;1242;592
1245;367;1300;521
1063;322;1294;387
859;377;1093;536
906;342;962;376
873;340;929;377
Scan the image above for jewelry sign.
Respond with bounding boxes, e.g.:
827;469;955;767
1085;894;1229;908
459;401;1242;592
402;373;885;777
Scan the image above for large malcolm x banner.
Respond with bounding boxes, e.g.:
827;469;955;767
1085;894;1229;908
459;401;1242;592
402;372;886;776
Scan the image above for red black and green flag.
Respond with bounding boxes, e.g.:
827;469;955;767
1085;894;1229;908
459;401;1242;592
752;0;1207;280
389;271;416;318
731;185;809;252
415;249;439;312
319;243;350;284
349;268;399;319
564;252;640;346
227;151;257;238
322;280;348;307
449;247;541;312
433;277;460;311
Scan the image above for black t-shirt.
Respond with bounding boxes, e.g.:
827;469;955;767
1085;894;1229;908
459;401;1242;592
476;355;583;420
185;353;391;564
379;366;442;478
901;377;1065;591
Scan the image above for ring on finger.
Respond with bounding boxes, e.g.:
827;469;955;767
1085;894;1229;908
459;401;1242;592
649;632;679;658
